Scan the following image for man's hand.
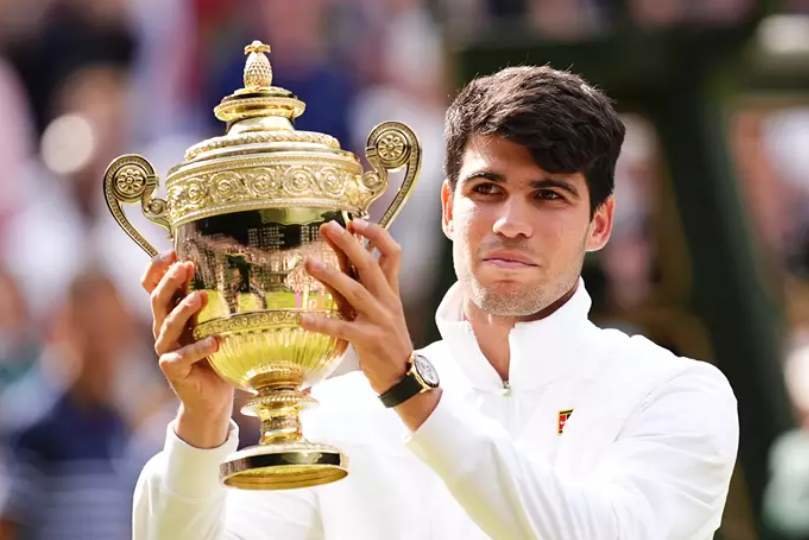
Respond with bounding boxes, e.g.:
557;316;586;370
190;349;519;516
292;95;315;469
141;250;234;448
301;219;441;430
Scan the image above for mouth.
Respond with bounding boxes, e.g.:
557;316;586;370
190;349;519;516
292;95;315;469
481;251;538;269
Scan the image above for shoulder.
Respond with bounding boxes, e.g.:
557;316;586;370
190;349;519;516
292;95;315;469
592;326;734;401
591;327;738;449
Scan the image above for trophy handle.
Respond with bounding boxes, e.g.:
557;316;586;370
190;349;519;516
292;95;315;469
103;154;171;257
362;121;421;229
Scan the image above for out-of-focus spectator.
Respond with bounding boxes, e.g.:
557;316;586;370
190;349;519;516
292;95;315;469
4;0;135;133
1;63;166;322
0;58;33;248
763;340;809;538
206;0;356;145
349;0;448;343
0;268;41;433
0;270;155;539
630;0;754;28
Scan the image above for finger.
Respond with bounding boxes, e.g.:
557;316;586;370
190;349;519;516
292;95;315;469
299;313;364;342
304;257;386;320
155;290;208;355
141;250;177;293
348;219;401;293
317;276;356;321
158;336;219;381
320;221;390;298
151;261;194;339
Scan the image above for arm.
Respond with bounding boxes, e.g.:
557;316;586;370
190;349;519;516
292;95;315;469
136;252;323;540
406;363;739;540
132;421;324;540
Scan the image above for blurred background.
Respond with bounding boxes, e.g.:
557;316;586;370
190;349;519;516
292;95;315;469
0;0;807;538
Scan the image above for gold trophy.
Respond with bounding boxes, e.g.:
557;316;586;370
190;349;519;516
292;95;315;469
103;41;420;489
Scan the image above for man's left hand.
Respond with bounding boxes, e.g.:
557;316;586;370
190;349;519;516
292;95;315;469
300;218;413;396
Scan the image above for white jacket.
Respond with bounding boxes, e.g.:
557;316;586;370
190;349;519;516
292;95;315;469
133;281;739;539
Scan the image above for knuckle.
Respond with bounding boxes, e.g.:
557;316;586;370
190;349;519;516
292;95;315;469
140;271;153;292
158;353;174;373
192;338;213;358
180;292;199;312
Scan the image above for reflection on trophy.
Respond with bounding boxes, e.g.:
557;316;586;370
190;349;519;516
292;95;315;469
103;41;421;489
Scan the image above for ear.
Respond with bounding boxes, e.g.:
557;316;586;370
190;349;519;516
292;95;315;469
585;195;614;252
441;178;454;240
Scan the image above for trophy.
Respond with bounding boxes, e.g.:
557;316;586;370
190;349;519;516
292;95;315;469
103;41;420;489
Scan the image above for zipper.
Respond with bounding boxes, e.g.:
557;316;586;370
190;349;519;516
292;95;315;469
502;379;511;396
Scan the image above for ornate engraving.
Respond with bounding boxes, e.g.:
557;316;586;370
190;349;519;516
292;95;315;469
244;40;273;89
284;167;315;195
115;166;147;198
378;132;406;163
166;162;374;226
103;154;170;257
194;310;337;339
184;131;338;161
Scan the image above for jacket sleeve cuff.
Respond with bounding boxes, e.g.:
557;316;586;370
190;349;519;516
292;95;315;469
162;419;240;498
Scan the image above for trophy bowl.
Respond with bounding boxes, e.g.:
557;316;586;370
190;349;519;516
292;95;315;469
103;41;420;490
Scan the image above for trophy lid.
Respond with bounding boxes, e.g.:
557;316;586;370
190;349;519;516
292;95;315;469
103;40;420;256
182;40;344;162
163;40;381;228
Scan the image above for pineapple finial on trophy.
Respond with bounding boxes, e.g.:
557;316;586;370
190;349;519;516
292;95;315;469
243;40;272;89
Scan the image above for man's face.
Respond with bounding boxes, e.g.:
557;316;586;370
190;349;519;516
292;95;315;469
442;134;614;318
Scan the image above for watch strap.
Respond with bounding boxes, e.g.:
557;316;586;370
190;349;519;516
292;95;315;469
378;369;427;408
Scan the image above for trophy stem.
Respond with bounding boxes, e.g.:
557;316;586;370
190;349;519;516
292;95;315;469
245;386;314;445
223;384;349;490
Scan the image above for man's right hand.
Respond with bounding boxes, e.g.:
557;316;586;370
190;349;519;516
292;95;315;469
142;250;234;449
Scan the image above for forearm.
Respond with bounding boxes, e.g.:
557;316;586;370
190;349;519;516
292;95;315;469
176;405;231;449
395;388;442;431
132;420;237;540
407;392;618;540
406;386;735;540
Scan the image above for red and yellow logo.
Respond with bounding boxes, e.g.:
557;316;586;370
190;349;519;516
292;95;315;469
557;409;574;435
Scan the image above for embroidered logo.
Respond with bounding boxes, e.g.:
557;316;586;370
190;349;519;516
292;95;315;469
557;409;574;435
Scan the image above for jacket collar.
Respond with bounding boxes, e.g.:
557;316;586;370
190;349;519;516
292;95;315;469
434;279;595;393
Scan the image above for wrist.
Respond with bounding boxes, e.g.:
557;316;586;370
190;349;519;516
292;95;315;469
369;350;412;395
378;352;440;408
175;403;231;449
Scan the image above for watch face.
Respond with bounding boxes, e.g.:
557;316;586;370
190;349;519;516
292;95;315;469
414;355;439;387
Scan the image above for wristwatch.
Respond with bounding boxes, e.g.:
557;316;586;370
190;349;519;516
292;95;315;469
378;353;440;408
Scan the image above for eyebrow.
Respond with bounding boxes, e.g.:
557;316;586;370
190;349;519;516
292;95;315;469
460;170;580;198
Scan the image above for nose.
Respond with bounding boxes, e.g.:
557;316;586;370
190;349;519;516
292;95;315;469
492;199;533;239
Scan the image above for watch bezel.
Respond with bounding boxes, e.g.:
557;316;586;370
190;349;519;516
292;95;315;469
412;354;439;388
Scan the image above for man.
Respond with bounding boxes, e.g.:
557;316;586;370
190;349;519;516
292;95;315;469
133;66;739;539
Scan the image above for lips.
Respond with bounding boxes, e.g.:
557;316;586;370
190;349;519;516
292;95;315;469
481;250;538;267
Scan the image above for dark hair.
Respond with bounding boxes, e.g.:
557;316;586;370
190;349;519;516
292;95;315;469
444;66;625;215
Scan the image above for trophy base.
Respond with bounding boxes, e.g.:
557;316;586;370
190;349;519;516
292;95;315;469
221;441;348;490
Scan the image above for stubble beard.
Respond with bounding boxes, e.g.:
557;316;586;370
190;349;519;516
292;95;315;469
453;243;581;318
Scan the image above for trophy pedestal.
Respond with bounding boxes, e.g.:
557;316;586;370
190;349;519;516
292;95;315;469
220;386;348;490
221;441;348;490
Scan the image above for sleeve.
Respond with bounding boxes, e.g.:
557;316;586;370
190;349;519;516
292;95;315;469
406;363;739;540
132;420;324;540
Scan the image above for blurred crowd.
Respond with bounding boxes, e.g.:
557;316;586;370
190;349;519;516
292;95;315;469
0;0;808;538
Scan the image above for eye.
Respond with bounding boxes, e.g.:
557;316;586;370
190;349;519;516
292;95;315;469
535;189;562;201
472;182;502;195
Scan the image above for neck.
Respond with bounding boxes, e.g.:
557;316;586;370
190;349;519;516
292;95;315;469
463;281;579;382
